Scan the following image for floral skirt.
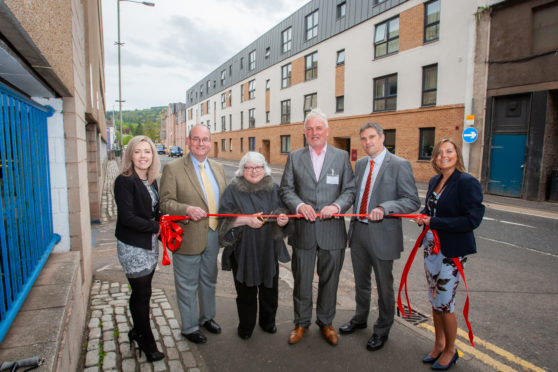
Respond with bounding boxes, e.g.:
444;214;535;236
117;234;158;279
422;230;467;313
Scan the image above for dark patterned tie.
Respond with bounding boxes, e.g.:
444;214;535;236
359;160;375;220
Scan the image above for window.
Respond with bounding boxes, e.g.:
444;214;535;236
281;64;292;88
281;135;291;153
249;50;256;70
305;10;319;40
266;79;270;91
424;0;440;43
373;74;397;112
336;49;345;65
240;85;244;102
266;111;270;123
304;93;317;117
282;27;292;53
532;2;558;53
248;80;256;99
229;114;232;131
229;138;233;152
240;111;244;129
249;137;256;151
221;139;226;151
207;80;211;93
265;47;271;59
419;128;435;160
221;93;226;109
240;137;244;153
248;108;256;128
281;99;291;124
221;70;226;86
336;96;344;112
384;129;396;154
422;64;438;106
221;116;226;131
336;2;346;19
240;57;244;70
229;64;232;76
375;17;399;57
305;52;318;80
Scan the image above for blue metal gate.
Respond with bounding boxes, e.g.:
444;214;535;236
0;83;60;343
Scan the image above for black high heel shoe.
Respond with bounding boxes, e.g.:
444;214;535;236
135;333;164;362
128;329;139;350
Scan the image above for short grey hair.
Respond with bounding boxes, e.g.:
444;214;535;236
235;151;272;177
304;108;328;129
359;122;384;136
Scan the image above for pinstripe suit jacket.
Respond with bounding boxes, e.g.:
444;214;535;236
159;155;227;255
280;145;355;250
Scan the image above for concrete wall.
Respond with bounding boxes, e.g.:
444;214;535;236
487;0;558;95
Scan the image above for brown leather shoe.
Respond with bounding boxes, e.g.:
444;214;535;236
321;325;338;346
288;326;308;345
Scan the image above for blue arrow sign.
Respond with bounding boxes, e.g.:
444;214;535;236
462;127;478;143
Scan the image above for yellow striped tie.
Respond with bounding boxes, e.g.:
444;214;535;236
199;162;218;230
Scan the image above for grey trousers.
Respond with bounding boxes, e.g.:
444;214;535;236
173;229;219;334
350;222;394;337
292;245;345;328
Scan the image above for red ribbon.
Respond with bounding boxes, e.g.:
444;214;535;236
158;211;474;345
159;215;185;266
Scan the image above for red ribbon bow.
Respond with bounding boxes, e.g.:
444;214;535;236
159;215;187;266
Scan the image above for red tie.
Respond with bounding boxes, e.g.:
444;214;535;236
359;160;375;219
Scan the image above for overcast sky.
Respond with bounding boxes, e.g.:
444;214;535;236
102;0;309;112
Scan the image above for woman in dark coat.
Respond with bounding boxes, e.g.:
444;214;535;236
114;135;164;362
416;138;484;370
219;151;290;339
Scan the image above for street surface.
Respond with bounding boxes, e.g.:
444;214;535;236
93;155;557;371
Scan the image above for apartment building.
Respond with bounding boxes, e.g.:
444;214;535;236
182;0;490;182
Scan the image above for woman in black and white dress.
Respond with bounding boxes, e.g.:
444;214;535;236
114;135;164;362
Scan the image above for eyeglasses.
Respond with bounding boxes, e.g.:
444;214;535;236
244;166;264;172
190;137;210;144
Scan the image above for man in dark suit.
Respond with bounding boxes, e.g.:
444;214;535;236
280;108;355;346
160;124;227;344
340;122;420;351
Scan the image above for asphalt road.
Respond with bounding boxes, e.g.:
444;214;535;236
104;155;556;371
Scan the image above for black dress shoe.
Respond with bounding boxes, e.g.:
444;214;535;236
260;324;277;334
237;328;252;339
183;330;207;344
339;320;367;335
202;319;222;334
366;334;388;351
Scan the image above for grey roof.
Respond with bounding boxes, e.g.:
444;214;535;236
186;0;408;106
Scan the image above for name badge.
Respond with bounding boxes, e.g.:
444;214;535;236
326;169;339;185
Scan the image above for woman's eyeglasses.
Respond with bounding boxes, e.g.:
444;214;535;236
244;166;264;172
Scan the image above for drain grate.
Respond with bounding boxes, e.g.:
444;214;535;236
396;304;429;326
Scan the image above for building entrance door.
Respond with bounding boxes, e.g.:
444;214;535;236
261;140;270;163
488;94;530;197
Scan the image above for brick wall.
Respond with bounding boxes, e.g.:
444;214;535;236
399;3;424;52
335;64;345;97
291;56;305;86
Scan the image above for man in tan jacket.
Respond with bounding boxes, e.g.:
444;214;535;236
160;124;227;344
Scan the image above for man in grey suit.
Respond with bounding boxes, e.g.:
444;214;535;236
280;108;355;346
160;124;227;344
339;122;420;351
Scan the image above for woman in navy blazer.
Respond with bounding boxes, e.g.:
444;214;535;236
114;136;163;362
417;138;484;370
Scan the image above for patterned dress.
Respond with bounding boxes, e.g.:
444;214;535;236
422;191;467;313
117;180;159;278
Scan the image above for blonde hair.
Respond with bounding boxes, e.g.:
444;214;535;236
120;136;161;185
431;138;466;174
